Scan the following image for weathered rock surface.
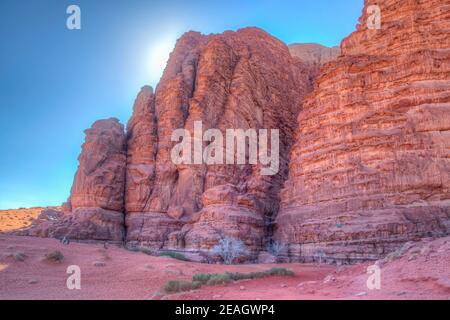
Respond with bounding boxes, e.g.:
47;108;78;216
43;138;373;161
26;118;127;241
125;28;312;250
125;27;316;254
288;43;341;65
125;86;157;213
27;208;124;241
275;0;450;263
21;1;449;263
69;118;127;212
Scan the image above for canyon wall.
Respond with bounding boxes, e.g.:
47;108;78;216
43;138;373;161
124;28;315;256
28;28;316;259
24;0;449;264
275;0;450;263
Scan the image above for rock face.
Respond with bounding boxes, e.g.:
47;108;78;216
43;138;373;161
125;28;315;255
69;118;127;212
275;0;450;263
28;118;127;241
288;43;341;65
24;1;449;263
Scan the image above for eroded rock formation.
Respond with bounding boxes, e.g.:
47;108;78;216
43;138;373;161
28;118;127;241
23;0;450;264
275;0;450;263
124;28;315;255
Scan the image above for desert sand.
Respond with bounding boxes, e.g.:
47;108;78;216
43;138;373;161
0;234;448;300
0;208;46;232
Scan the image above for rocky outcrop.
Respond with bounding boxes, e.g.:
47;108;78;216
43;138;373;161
27;118;127;241
22;1;449;264
125;86;157;213
68;118;127;212
289;43;340;65
275;0;450;264
125;28;316;254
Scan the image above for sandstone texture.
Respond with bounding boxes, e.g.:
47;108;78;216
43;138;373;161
69;118;127;212
26;119;127;242
275;0;450;263
19;1;450;264
124;28;315;254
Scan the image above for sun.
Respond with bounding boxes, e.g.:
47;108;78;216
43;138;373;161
148;37;176;82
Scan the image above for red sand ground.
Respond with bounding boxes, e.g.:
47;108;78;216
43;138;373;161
0;235;449;300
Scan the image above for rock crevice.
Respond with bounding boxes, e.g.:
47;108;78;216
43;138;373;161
25;1;450;263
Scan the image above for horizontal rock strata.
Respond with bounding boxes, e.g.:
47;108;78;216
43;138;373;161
275;0;450;263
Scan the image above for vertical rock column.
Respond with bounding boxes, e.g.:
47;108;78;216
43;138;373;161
30;118;127;241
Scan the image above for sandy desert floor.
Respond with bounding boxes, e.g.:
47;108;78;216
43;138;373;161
0;208;46;232
0;207;449;300
0;234;449;300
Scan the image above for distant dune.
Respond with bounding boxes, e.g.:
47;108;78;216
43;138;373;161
0;207;59;233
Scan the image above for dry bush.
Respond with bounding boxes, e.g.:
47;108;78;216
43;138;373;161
212;237;248;264
45;250;64;262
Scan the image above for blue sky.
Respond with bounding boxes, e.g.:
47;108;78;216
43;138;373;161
0;0;363;209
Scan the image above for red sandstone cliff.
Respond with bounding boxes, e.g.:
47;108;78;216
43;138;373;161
124;28;315;256
275;0;450;263
27;28;315;259
28;119;126;241
22;0;450;264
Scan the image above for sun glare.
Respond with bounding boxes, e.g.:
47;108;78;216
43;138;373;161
148;38;176;83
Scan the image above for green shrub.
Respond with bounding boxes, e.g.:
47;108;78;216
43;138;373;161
248;271;264;279
45;250;64;262
264;267;294;277
159;251;188;261
192;268;294;285
206;273;232;286
163;280;202;293
139;247;154;255
225;272;251;281
164;268;295;294
193;272;233;286
192;273;213;284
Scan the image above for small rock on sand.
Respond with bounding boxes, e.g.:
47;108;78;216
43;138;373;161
93;261;106;267
355;292;367;297
323;274;336;284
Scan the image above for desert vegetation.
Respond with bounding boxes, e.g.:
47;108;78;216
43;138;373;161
159;251;188;261
163;268;295;293
212;237;248;264
44;250;64;262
